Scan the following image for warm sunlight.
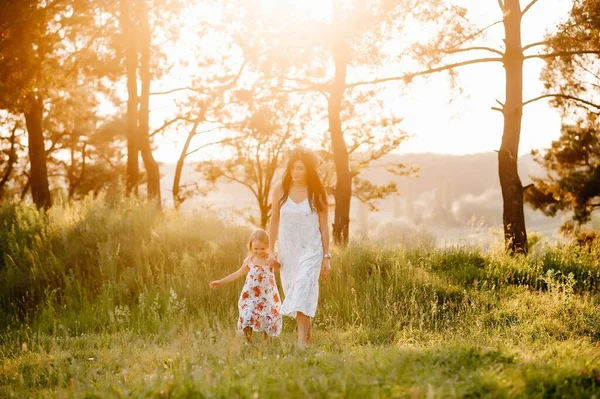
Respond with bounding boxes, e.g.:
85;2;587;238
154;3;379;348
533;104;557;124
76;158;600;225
259;0;332;20
4;1;600;396
148;0;573;164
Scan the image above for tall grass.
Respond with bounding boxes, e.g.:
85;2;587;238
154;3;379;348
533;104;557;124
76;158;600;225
1;197;600;338
2;198;600;397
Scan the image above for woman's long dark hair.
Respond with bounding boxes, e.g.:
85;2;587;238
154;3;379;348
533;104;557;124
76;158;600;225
280;147;327;213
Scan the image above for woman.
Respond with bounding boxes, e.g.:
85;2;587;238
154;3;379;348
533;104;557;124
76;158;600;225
268;147;331;349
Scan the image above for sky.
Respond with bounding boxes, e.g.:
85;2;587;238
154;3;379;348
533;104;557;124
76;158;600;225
148;0;575;163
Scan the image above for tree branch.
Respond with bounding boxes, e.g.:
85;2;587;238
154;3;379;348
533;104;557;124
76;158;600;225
574;58;600;85
20;177;30;200
347;57;504;88
0;124;18;191
150;116;190;137
444;46;504;57
522;0;540;16
522;41;548;52
46;132;68;154
150;86;209;96
497;0;504;14
525;50;600;60
185;133;250;157
185;139;228;157
221;173;259;198
99;154;119;170
151;60;248;97
440;20;504;54
224;60;248;91
523;94;600;109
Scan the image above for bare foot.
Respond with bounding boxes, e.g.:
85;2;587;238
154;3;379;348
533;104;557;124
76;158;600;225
296;340;309;350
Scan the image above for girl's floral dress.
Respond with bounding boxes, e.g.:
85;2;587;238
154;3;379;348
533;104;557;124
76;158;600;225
237;258;282;336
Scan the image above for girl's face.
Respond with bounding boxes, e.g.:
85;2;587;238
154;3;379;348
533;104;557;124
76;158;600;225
291;160;307;183
251;239;268;258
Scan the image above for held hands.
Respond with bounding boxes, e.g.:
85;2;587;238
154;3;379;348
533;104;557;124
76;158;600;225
267;250;280;270
269;258;281;270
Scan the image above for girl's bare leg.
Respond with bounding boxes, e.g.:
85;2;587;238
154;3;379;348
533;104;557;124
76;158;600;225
243;327;253;344
263;332;272;343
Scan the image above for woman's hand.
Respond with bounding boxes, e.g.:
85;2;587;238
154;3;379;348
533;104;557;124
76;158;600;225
268;258;281;270
320;259;331;280
209;280;222;289
268;250;278;265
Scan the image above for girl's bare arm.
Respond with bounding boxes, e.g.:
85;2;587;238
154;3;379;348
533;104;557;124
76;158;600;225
209;262;249;288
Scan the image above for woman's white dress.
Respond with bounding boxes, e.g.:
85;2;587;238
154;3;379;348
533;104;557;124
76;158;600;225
278;197;323;318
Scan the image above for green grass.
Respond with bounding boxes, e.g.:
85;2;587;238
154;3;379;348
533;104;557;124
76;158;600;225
1;197;600;397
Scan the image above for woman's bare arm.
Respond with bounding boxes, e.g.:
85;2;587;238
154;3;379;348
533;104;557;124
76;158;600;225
318;202;331;279
318;204;330;255
268;181;283;257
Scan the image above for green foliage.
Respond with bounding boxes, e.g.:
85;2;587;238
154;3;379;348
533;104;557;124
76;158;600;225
196;93;305;227
0;197;249;330
1;200;600;396
542;0;600;114
525;121;600;228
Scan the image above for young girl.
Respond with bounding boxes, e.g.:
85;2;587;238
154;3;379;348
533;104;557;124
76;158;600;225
209;229;282;343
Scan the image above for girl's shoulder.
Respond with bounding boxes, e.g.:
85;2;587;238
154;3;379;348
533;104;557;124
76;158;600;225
249;256;270;268
243;256;253;269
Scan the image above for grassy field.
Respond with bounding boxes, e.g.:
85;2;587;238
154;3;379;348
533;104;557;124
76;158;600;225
1;197;600;398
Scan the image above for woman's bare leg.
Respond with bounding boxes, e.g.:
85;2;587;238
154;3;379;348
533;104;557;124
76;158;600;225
296;312;311;349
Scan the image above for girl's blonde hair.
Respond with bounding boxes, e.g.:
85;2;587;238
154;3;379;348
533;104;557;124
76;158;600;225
248;229;270;254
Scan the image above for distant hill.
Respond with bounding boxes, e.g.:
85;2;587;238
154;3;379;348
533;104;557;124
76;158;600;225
157;152;563;245
359;152;544;197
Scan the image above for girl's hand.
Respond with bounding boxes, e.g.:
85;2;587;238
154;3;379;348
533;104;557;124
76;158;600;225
320;259;331;280
269;258;281;270
209;280;222;289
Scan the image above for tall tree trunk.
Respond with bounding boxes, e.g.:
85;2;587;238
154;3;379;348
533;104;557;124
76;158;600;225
137;0;161;207
23;94;51;209
0;124;18;197
499;0;527;254
120;0;139;196
172;126;196;209
329;3;351;244
68;144;76;200
329;54;351;244
260;201;270;229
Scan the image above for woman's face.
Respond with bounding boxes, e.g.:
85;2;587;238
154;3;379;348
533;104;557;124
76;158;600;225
291;160;307;183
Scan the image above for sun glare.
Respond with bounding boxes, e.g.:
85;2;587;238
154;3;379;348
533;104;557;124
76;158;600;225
147;0;573;164
258;0;332;21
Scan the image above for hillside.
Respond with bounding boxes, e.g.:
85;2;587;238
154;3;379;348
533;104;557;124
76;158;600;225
157;152;563;245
